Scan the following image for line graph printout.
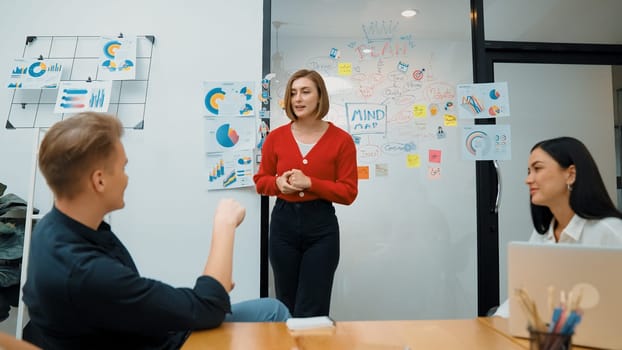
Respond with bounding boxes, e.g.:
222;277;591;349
7;58;63;89
54;80;112;114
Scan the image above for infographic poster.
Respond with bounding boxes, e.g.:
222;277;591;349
7;58;63;89
204;116;255;152
206;150;254;190
456;82;510;119
99;36;137;80
203;81;255;116
54;80;112;114
461;124;511;160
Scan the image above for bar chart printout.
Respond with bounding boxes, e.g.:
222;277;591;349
54;80;112;114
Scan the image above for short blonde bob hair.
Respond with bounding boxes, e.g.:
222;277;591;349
283;69;330;121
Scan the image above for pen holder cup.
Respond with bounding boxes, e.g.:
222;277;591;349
528;327;572;350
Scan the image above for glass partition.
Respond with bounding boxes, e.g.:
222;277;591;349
269;0;477;320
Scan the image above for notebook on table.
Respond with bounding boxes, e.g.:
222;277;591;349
507;241;622;350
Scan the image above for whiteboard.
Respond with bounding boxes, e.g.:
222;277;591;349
270;32;478;319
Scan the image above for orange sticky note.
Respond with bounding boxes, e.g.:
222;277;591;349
429;103;439;116
357;165;370;180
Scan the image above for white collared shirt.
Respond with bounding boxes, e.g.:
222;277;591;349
529;214;622;246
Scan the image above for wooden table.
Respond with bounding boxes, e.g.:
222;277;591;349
182;319;529;350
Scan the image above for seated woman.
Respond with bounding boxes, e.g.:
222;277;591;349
526;136;622;245
493;136;622;317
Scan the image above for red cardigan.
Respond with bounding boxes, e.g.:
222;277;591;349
253;122;358;205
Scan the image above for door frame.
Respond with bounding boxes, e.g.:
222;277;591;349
470;0;622;316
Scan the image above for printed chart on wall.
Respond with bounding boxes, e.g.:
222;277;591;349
206;151;254;190
458;82;512;160
5;35;155;129
99;36;137;81
7;58;63;89
203;81;257;190
203;81;255;117
204;117;255;152
461;124;511;160
456;82;510;119
54;81;112;113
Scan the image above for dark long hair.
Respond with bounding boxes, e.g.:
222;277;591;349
530;137;622;234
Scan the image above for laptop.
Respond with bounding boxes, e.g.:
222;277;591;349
507;242;622;350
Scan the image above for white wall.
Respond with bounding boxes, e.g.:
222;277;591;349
0;0;264;302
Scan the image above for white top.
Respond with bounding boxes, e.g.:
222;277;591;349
296;140;314;157
528;214;622;246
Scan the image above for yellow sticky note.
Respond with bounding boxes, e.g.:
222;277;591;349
444;114;457;126
338;63;352;76
407;154;420;168
413;104;427;118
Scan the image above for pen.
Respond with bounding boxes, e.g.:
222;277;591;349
548;307;562;333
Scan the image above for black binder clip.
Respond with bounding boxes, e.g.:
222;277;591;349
38;55;44;60
86;76;92;83
21;103;26;110
118;32;124;38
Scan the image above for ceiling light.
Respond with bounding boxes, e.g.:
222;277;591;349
401;9;418;18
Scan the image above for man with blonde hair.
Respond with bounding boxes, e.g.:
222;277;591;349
23;112;288;349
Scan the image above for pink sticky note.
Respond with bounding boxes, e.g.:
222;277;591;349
429;149;442;163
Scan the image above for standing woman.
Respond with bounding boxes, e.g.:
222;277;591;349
526;136;622;245
253;69;358;317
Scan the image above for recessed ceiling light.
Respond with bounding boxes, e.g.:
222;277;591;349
401;9;418;18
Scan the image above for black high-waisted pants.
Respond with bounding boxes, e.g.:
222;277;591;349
269;198;339;317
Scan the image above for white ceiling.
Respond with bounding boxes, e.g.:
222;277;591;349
272;0;622;44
